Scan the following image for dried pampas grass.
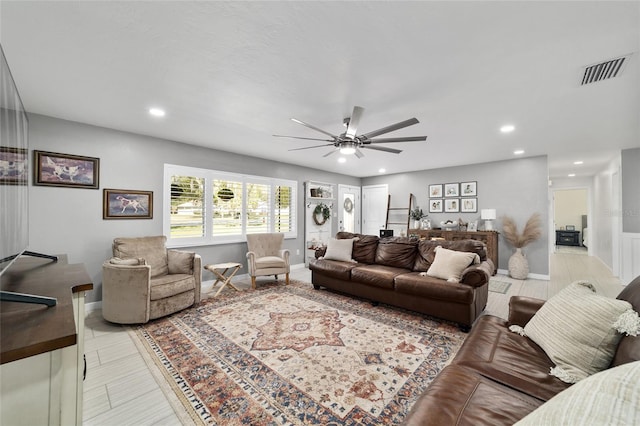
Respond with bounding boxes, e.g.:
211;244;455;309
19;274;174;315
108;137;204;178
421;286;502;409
502;213;542;248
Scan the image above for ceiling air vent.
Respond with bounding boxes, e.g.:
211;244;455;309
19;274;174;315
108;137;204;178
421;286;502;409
581;56;628;85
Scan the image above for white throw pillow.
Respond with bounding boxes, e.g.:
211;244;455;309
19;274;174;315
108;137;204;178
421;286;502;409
426;246;480;283
322;238;356;262
517;281;640;383
515;361;640;425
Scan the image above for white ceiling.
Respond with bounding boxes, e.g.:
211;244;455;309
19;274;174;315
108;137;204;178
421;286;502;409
1;1;638;179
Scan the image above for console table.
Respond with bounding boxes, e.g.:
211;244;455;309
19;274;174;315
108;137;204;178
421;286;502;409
409;229;499;275
1;256;93;426
556;230;581;246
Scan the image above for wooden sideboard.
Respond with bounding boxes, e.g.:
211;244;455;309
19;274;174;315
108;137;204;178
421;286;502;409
1;256;93;426
409;229;499;275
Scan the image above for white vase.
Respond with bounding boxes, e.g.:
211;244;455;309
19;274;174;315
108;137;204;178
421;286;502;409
509;248;529;279
413;220;421;229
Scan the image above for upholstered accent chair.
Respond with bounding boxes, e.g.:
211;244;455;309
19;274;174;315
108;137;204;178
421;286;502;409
246;233;290;289
102;235;201;324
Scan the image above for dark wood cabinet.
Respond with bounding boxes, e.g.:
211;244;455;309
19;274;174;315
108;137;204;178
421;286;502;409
556;230;580;246
409;229;499;275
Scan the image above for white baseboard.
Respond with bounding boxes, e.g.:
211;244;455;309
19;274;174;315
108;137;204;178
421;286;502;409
496;268;550;281
85;300;102;313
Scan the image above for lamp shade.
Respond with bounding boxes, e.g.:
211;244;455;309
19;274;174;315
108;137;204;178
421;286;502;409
481;209;497;220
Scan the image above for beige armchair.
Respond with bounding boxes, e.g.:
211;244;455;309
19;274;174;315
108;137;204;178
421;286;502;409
102;236;201;324
246;233;290;289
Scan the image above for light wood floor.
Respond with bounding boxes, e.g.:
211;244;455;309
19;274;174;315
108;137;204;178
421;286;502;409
83;252;623;425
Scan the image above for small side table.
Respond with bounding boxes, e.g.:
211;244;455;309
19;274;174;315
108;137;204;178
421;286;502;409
204;262;242;297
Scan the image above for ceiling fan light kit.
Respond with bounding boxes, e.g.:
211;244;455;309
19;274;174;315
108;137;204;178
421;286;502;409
274;106;427;158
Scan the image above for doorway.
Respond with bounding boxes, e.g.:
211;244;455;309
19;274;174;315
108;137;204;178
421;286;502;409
337;184;361;234
361;184;388;236
553;188;589;255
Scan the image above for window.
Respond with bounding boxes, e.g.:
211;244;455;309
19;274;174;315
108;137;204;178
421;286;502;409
164;165;296;246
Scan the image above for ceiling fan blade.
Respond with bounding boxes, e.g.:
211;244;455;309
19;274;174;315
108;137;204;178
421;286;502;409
362;145;403;154
366;136;427;144
291;118;337;139
273;134;334;142
354;148;364;158
323;148;338;158
345;106;364;139
361;117;420;139
288;143;334;151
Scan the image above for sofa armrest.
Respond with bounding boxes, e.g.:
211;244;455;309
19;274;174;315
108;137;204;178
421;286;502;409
278;249;291;267
460;260;492;288
102;261;152;323
508;296;546;327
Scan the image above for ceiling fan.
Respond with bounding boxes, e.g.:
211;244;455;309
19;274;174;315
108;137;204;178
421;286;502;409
273;106;427;158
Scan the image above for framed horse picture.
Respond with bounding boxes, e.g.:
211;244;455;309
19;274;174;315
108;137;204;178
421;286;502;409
103;189;153;219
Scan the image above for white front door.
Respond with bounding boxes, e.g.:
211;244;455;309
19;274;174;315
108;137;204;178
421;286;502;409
337;184;361;234
362;184;388;236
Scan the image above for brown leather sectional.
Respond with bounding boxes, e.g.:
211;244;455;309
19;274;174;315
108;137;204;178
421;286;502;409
403;275;640;425
309;232;494;330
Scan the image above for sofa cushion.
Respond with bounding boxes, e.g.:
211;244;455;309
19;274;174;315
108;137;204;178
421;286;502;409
255;256;286;269
168;250;194;274
394;272;475;303
611;275;640;367
150;274;196;300
323;238;356;262
413;239;487;271
309;258;359;281
113;235;169;278
426;246;480;283
454;315;571;401
374;237;418;270
515;361;640;425
110;257;145;266
336;232;379;264
350;264;408;289
520;280;638;383
404;365;545;426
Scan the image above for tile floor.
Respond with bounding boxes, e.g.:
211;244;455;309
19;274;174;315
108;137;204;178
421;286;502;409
83;253;624;425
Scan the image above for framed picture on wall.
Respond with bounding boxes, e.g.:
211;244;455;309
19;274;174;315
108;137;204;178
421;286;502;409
429;184;443;198
34;150;100;189
461;198;477;213
429;199;443;213
0;147;28;185
461;181;477;197
445;198;459;213
444;183;459;197
103;189;153;219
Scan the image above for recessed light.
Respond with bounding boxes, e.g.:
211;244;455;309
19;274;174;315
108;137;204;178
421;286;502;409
378;168;386;173
149;108;166;117
500;124;515;133
513;150;525;155
573;161;583;165
568;173;576;177
337;157;346;163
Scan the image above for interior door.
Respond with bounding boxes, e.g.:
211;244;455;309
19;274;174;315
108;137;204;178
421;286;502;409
362;184;388;236
337;184;361;234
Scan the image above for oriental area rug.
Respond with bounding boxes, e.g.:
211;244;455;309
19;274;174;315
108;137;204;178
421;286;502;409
132;281;466;425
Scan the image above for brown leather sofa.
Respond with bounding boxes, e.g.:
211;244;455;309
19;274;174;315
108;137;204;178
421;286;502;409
309;232;494;330
403;275;640;425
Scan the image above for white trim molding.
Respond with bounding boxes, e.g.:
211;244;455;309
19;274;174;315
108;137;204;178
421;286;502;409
621;232;640;284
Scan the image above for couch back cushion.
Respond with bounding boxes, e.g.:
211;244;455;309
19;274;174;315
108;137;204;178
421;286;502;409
611;275;640;367
413;239;487;272
336;232;379;264
113;235;168;278
374;237;418;270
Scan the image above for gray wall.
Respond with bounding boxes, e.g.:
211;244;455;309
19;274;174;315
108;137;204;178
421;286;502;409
362;156;550;275
622;147;640;233
27;114;359;302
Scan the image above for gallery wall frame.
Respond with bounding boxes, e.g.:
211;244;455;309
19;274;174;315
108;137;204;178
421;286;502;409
461;181;477;197
429;199;443;213
444;183;459;197
103;189;153;219
34;150;99;189
0;147;28;185
461;198;478;213
429;184;443;198
444;198;459;213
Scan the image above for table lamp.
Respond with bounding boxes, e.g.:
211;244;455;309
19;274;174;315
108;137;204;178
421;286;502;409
481;209;497;231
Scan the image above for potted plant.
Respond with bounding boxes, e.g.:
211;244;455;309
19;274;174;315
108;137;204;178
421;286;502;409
502;213;542;279
410;207;426;229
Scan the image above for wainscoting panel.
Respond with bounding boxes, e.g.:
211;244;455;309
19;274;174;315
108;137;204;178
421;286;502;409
621;233;640;284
